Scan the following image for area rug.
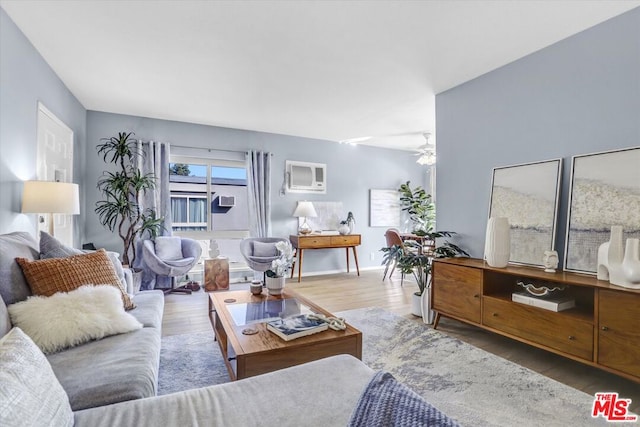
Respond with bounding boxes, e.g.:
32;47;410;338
158;307;606;426
157;331;228;395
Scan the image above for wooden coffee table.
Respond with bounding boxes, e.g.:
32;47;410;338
209;289;362;380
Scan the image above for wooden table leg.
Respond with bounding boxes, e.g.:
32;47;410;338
433;312;441;329
290;249;296;279
297;248;303;282
352;246;360;276
346;248;350;273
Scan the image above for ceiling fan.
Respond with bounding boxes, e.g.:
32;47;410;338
415;132;436;165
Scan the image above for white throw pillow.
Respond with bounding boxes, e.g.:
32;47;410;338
155;236;184;260
0;327;74;427
7;285;143;354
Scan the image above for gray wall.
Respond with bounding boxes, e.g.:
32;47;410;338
85;111;426;272
435;8;640;265
0;8;87;244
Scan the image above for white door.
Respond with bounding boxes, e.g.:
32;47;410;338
37;102;74;246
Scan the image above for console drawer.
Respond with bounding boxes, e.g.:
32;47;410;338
297;236;331;248
483;297;593;360
330;235;361;246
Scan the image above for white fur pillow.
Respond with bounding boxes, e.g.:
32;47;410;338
7;285;143;354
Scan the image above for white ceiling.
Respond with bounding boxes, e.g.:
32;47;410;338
2;1;638;151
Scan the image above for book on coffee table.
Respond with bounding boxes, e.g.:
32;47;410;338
266;314;328;341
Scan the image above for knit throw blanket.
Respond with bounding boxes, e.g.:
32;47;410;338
348;371;460;427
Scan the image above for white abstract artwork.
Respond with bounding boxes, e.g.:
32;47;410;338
564;147;640;274
299;201;343;232
369;189;400;227
488;159;562;267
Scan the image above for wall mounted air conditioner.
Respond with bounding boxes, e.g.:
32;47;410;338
286;160;326;194
218;196;236;207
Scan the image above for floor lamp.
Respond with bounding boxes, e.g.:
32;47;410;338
22;181;80;237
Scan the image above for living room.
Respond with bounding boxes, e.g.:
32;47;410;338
1;2;639;426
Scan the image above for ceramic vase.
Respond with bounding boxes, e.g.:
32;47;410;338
338;224;350;235
421;282;435;325
265;276;285;295
411;293;422;317
485;217;510;268
623;238;640;283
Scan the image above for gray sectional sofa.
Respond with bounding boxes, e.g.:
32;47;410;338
0;232;165;411
1;231;449;427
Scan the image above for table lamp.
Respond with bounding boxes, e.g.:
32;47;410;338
22;181;80;236
293;201;317;235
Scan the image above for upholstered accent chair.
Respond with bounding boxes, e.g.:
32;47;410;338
240;237;288;279
142;236;202;294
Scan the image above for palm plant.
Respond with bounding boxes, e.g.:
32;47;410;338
95;132;163;266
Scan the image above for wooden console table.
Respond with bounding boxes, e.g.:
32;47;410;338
289;234;361;282
432;257;640;383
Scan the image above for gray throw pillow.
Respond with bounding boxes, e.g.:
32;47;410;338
0;232;39;305
0;327;74;427
253;241;279;257
39;231;83;258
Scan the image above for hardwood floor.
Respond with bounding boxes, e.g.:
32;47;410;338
162;269;640;413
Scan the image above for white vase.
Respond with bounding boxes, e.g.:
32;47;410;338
421;283;435;325
622;238;640;283
485;217;510;268
338;224;350;235
411;293;422;317
265;276;285;295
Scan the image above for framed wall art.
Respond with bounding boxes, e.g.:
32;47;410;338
300;201;343;232
369;189;400;227
564;146;640;274
488;158;562;267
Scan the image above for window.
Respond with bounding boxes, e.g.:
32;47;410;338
168;158;249;233
168;154;250;270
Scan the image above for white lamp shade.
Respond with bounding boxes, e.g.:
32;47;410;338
22;181;80;214
293;201;317;218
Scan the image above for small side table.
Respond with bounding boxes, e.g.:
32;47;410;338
204;257;229;291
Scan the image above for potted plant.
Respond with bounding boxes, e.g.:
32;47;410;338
95;132;164;266
265;240;295;295
395;236;468;322
399;181;435;233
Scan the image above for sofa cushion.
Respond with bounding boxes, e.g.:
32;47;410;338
127;290;165;329
74;354;374;427
8;285;142;354
155;236;183;260
0;231;38;305
39;232;128;295
16;249;135;310
0;328;74;427
48;326;161;411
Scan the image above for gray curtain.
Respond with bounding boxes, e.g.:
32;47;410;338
246;150;271;238
133;140;172;290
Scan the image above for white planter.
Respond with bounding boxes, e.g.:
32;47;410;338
485;217;510;268
421;284;435;325
338;224;350;235
411;293;422;317
265;276;285;295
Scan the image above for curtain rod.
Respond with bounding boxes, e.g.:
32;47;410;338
170;145;273;156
